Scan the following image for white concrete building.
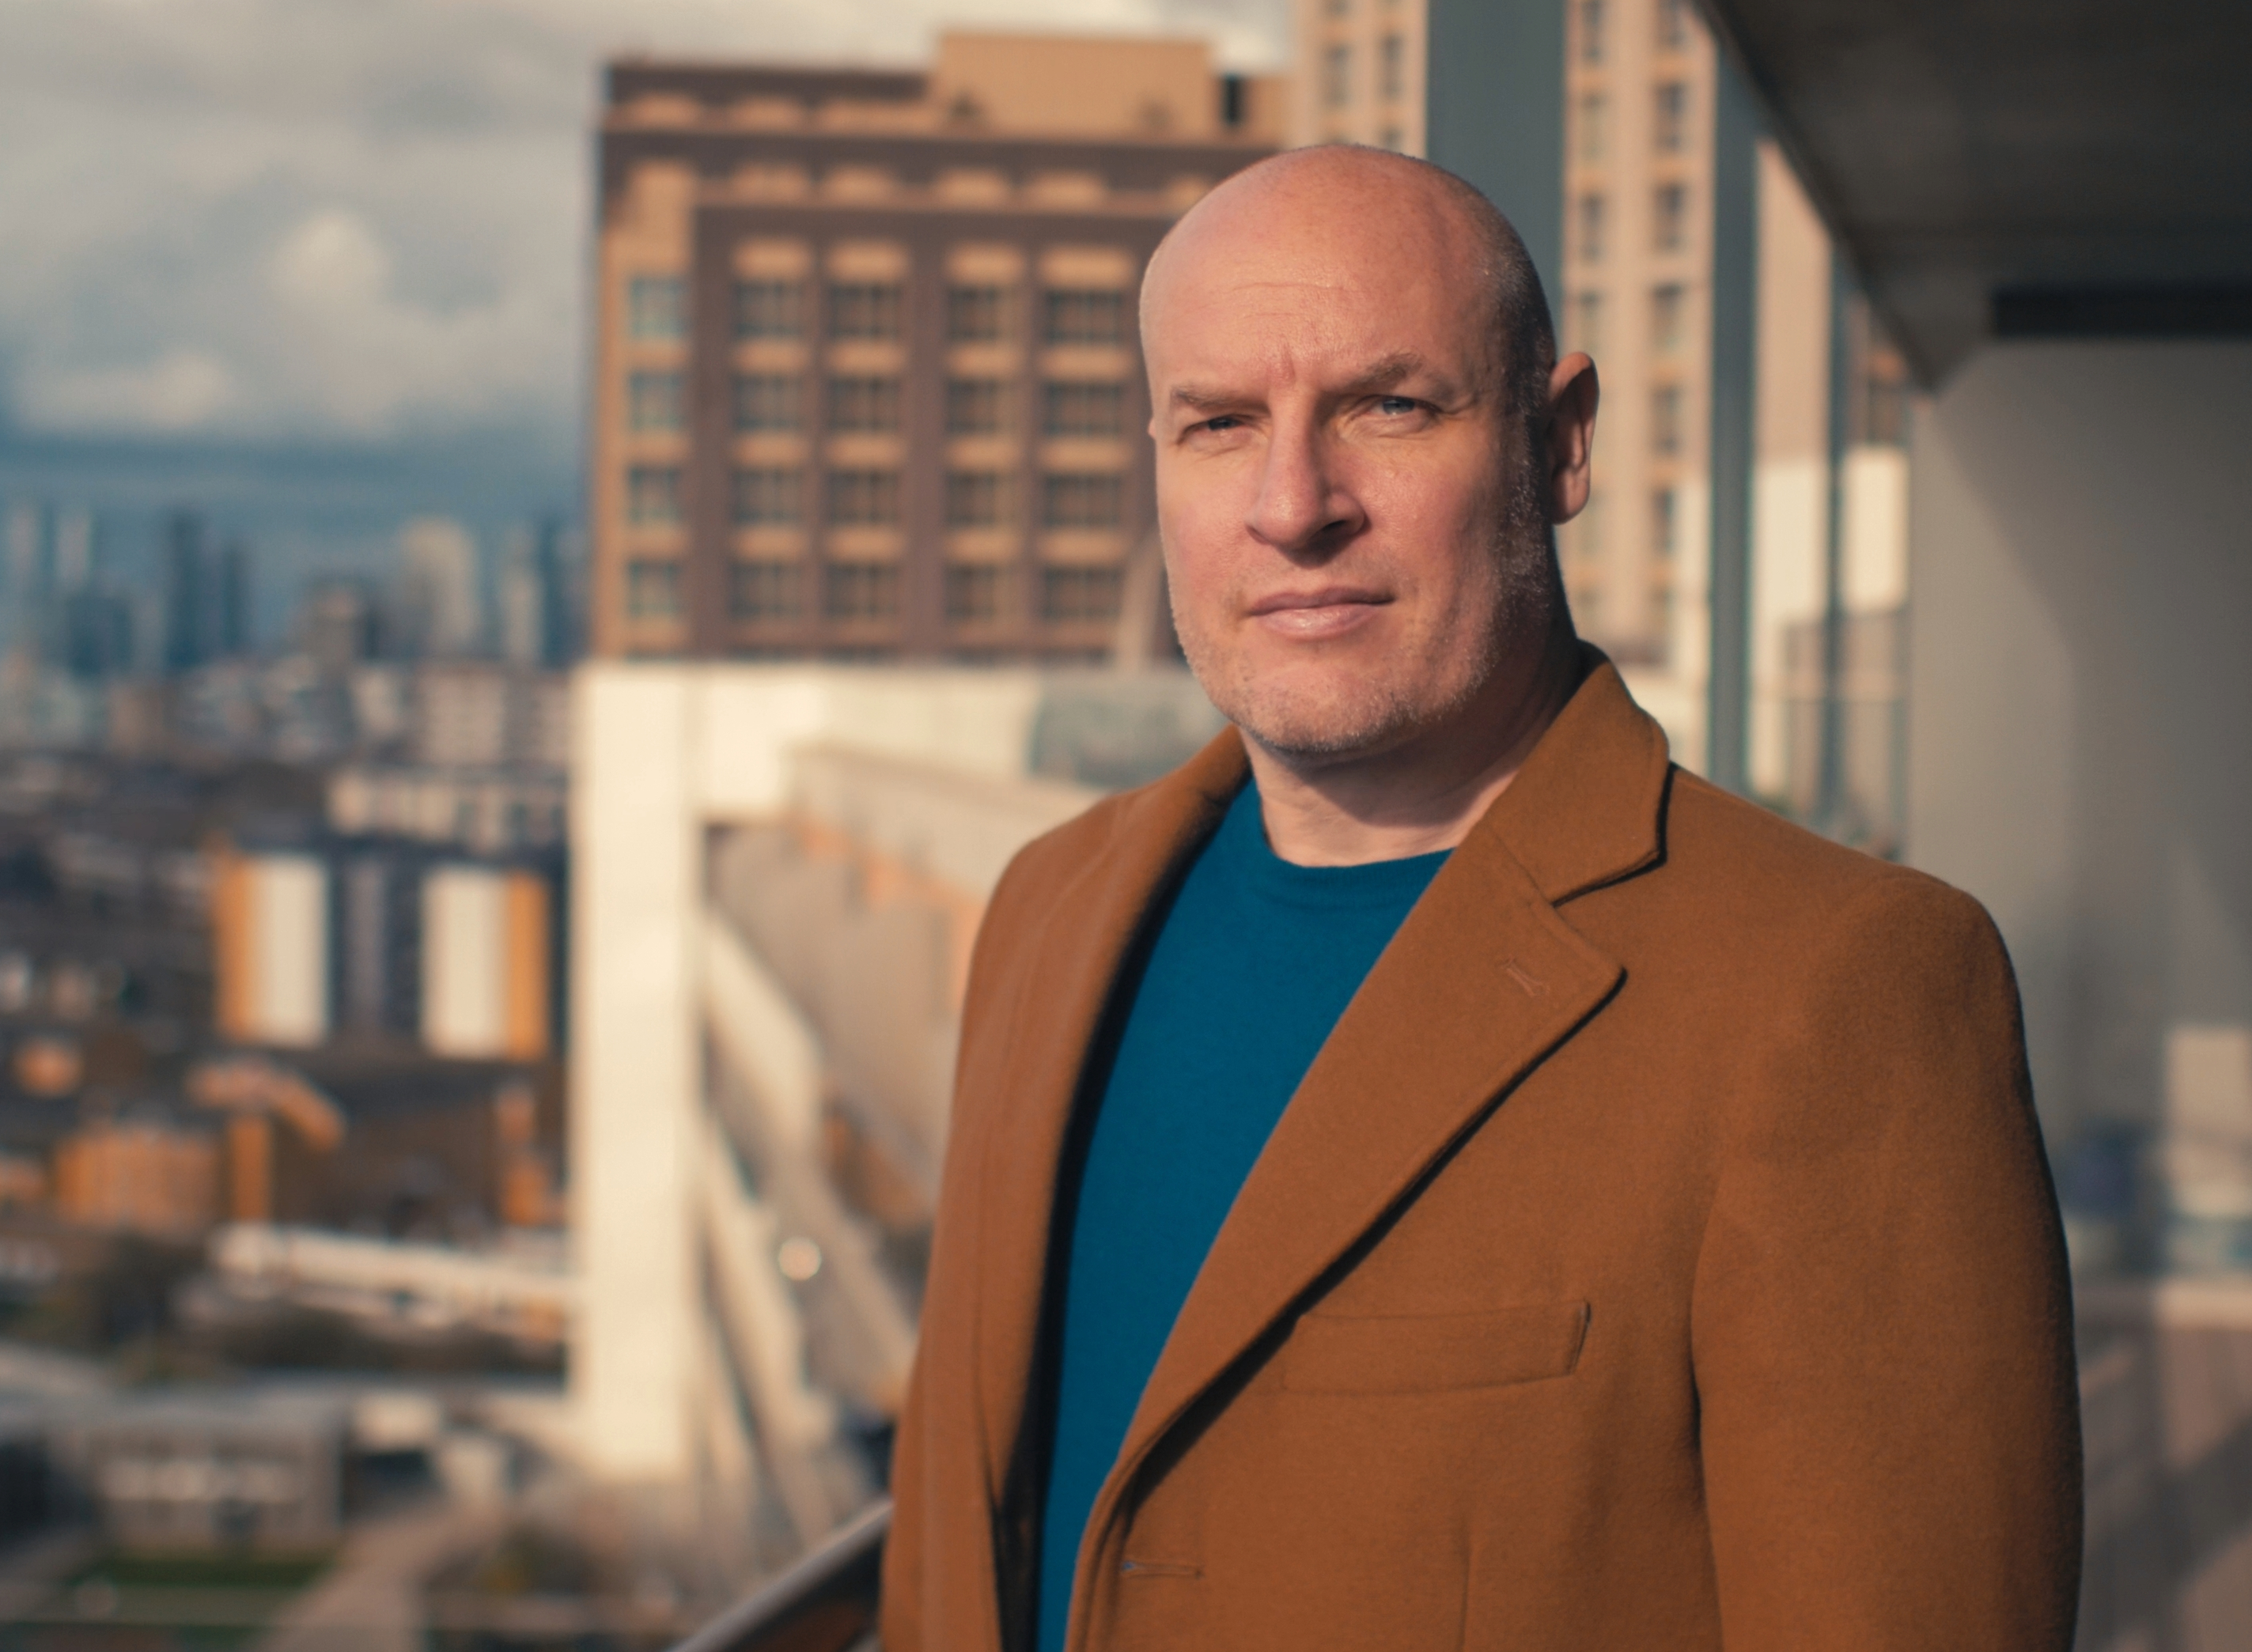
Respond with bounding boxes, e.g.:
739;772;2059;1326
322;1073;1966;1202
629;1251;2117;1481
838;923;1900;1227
569;663;1217;1559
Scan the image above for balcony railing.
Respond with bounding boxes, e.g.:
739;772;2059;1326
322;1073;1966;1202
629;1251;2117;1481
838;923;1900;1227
671;1498;889;1652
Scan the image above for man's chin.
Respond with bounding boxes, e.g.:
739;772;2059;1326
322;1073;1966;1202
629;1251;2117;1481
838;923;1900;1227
1224;679;1427;766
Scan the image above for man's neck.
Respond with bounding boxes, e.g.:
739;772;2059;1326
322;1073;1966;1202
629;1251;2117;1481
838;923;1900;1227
1244;630;1583;868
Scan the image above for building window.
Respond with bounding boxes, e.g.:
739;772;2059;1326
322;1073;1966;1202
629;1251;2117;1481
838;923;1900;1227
1651;284;1686;353
733;374;801;432
1040;565;1123;623
946;378;1012;434
828;376;902;433
1654;82;1689;153
825;561;901;621
1577;0;1607;63
628;276;685;342
1325;0;1349;15
829;283;903;341
1323;43;1352;110
1042;473;1124;530
1577;193;1607;263
1655;183;1690;251
1043;381;1127;437
946;471;1014;527
1380;34;1405;101
1652;384;1684;456
627;465;683;525
1576;93;1608;164
626;559;682;618
1378;125;1404;151
735;280;804;339
1652;488;1679;558
1043;289;1127;346
1570;290;1604;357
828;469;902;527
730;561;804;621
629;371;683;432
1657;0;1690;52
732;467;803;526
948;285;1011;342
945;564;1009;623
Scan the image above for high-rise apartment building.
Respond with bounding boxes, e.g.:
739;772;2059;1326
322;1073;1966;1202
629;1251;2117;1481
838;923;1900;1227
1293;0;1427;153
1290;0;1909;832
588;33;1285;663
1554;0;1714;673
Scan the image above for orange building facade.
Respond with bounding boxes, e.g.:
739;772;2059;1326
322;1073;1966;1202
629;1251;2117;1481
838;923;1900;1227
588;34;1284;662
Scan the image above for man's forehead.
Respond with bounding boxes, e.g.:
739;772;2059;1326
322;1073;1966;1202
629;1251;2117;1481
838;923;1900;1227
1146;255;1487;382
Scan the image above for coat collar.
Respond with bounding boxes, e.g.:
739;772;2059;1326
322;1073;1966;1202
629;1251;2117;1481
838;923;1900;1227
1476;648;1673;905
970;650;1672;1535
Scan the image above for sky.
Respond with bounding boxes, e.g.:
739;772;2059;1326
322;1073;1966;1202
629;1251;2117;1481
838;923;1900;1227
0;0;1288;638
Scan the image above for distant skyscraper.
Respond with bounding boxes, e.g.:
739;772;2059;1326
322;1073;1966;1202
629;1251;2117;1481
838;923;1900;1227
298;580;381;675
53;508;94;595
398;517;485;659
218;539;254;657
499;518;572;668
162;510;209;675
3;501;53;662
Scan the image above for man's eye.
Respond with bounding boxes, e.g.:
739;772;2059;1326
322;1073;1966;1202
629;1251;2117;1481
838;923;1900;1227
1376;395;1421;416
1200;414;1243;433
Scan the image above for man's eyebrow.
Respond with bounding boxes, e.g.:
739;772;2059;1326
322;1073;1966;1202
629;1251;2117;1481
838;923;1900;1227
1168;384;1239;412
1165;353;1444;413
1342;351;1430;390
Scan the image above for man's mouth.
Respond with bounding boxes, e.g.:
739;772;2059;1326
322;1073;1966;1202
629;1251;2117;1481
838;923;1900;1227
1246;587;1391;640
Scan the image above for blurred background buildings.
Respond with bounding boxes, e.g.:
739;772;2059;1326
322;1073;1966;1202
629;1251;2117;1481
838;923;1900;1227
586;35;1284;663
0;0;2245;1647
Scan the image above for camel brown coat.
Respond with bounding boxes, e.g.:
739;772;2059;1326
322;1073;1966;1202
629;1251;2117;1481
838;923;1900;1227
880;660;2081;1652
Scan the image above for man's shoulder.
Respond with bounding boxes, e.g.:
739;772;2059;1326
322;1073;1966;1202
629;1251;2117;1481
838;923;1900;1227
1651;766;2004;968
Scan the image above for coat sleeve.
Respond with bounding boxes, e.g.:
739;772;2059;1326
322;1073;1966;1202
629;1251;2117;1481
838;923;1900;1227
1690;874;2082;1650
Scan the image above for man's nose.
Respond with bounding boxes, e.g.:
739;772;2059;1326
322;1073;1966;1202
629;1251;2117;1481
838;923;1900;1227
1246;416;1361;558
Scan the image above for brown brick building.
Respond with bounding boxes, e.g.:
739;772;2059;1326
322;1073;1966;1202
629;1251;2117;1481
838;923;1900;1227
589;35;1285;662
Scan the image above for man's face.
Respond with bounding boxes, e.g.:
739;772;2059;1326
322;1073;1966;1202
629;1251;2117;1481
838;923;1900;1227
1142;170;1544;763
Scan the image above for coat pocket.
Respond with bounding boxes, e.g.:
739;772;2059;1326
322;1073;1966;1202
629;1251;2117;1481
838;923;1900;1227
1280;1300;1591;1395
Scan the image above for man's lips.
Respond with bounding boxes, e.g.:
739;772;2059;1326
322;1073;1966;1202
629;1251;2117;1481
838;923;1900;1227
1245;587;1391;639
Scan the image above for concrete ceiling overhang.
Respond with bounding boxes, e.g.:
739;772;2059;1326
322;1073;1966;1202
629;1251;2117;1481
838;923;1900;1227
1697;0;2252;382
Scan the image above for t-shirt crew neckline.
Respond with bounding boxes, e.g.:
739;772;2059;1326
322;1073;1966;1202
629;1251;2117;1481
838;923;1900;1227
1222;781;1453;911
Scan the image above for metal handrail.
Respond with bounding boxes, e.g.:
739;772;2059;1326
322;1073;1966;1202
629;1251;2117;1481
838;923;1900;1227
669;1498;890;1652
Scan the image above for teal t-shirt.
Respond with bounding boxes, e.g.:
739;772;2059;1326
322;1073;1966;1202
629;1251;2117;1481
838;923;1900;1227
1034;781;1450;1652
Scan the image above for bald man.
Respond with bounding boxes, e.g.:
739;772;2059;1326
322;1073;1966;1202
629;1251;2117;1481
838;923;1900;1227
880;148;2080;1652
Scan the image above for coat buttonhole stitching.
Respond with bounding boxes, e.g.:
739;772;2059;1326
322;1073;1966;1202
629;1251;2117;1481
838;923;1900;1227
1503;958;1549;997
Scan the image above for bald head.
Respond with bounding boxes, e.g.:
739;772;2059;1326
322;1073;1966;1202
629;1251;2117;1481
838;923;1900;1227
1144;146;1557;426
1134;141;1599;803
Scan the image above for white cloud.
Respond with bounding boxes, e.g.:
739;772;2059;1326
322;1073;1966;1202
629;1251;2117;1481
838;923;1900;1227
0;0;1288;453
23;347;238;433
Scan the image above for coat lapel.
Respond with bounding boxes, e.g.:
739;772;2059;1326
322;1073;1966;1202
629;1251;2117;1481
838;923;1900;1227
970;731;1248;1499
1093;658;1671;1524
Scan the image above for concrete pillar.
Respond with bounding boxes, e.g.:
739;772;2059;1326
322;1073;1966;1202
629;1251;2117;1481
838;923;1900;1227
1425;0;1565;303
570;666;700;1480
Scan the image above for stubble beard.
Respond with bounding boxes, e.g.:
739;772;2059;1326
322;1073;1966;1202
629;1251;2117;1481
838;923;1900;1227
1172;463;1558;766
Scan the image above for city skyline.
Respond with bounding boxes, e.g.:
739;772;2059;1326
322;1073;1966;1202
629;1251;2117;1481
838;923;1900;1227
0;0;1292;615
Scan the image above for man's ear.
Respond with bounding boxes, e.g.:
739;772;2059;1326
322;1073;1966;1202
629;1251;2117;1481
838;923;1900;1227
1544;353;1600;525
